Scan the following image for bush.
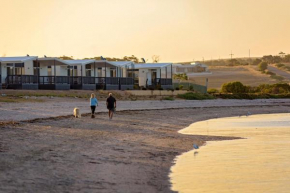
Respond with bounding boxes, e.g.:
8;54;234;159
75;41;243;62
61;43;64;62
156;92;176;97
207;88;219;94
221;81;246;93
177;92;215;100
133;85;139;90
270;75;284;81
173;73;188;80
179;85;184;90
258;62;268;71
276;63;285;68
142;87;147;90
175;87;179;90
265;70;275;76
189;85;194;91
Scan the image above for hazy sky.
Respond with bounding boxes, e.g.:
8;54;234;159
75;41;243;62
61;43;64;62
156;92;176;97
1;0;290;62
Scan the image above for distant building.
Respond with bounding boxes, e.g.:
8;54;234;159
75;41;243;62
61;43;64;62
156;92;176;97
172;62;208;74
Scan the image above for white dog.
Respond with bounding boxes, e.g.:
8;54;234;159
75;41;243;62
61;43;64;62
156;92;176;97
73;108;81;118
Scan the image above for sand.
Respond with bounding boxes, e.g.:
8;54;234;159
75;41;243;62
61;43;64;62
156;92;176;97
0;99;290;192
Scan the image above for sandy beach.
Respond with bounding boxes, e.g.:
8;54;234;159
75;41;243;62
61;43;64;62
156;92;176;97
1;99;290;192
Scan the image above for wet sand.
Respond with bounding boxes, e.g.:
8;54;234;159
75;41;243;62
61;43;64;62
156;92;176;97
0;103;289;192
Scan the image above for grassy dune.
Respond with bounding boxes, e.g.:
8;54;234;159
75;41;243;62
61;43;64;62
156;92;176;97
189;66;280;89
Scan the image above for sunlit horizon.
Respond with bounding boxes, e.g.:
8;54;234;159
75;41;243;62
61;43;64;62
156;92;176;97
1;0;290;63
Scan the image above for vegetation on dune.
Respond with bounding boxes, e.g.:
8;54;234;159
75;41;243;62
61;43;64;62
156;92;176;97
220;81;290;94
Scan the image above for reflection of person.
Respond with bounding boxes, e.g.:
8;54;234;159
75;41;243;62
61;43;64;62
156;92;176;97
106;93;116;120
90;93;98;118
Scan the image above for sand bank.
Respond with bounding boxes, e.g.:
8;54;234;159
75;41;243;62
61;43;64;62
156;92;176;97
0;100;289;192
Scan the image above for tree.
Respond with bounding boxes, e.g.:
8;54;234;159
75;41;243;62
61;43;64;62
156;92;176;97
221;81;246;93
152;55;160;63
283;54;290;62
262;55;273;63
258;61;268;71
279;52;286;58
59;55;74;60
252;58;262;65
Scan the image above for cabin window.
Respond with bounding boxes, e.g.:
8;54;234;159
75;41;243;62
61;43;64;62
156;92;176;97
110;68;116;77
98;68;102;77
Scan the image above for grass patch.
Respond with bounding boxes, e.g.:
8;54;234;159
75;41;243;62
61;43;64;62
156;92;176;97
0;97;44;103
270;75;284;81
162;96;175;101
177;92;215;100
214;93;290;99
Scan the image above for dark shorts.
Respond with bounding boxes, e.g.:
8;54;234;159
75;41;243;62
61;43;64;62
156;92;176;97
107;107;115;112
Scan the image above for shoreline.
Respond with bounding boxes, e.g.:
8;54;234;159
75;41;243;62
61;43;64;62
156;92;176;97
0;102;289;192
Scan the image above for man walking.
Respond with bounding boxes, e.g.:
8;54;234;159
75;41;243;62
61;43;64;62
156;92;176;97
106;93;116;120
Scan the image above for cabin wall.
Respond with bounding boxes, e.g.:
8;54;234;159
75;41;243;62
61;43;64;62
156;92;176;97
1;63;7;83
24;60;33;75
138;69;149;87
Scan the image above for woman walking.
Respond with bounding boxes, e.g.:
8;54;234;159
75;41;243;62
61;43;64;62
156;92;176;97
90;93;98;118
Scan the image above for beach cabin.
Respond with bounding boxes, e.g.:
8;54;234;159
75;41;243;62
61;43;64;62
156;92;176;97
0;56;38;89
36;57;71;90
58;60;134;90
134;63;173;89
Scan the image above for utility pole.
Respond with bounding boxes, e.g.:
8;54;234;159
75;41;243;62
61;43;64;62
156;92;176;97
229;51;234;60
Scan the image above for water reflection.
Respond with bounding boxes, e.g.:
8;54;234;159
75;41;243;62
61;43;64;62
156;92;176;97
170;113;290;193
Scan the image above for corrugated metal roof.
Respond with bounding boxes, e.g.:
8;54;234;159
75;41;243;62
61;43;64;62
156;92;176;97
0;56;37;63
134;63;172;69
61;60;95;66
107;61;134;67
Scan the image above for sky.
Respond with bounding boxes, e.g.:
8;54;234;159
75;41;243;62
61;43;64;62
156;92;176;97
0;0;290;62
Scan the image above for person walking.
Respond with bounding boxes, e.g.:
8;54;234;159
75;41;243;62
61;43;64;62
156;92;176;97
90;93;98;118
106;93;116;120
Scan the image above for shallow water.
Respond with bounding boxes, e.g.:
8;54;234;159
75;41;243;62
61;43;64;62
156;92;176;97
170;113;290;193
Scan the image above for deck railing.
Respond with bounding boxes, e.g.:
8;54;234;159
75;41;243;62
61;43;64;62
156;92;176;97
6;75;134;86
119;77;134;85
154;78;172;85
6;75;38;84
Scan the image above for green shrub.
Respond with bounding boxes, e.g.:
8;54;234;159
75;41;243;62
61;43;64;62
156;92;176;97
258;61;268;71
189;85;194;91
173;73;188;80
179;85;184;90
221;81;246;93
207;88;219;94
270;75;284;81
276;63;285;68
265;70;275;76
177;92;215;100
